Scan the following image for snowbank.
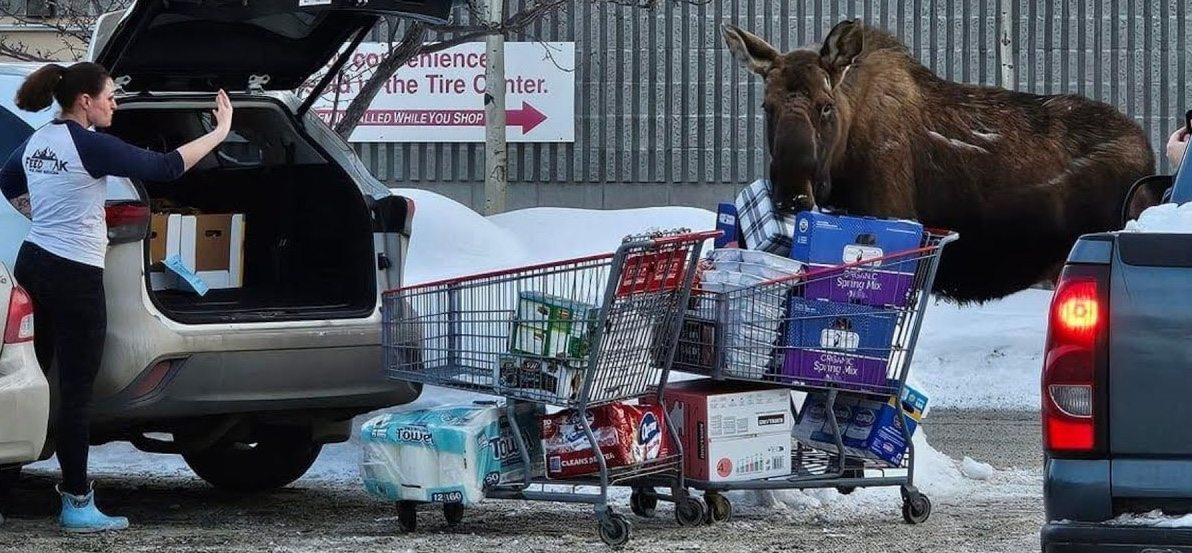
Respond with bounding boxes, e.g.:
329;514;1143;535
909;290;1050;411
1108;510;1192;528
961;456;995;481
1124;202;1192;233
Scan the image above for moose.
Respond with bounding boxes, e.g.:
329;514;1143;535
722;19;1156;304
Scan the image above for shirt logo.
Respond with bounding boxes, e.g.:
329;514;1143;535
26;147;67;174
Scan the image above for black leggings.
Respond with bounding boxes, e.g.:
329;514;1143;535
13;241;106;496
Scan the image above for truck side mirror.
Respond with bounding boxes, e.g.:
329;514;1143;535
1122;174;1173;228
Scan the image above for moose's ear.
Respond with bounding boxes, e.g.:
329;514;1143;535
721;23;779;76
819;19;864;83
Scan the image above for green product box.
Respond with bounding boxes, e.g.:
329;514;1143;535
509;291;600;361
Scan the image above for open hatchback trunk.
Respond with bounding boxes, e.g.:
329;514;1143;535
88;0;456;323
105;100;379;324
91;0;456;98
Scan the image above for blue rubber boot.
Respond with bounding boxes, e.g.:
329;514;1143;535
57;483;129;534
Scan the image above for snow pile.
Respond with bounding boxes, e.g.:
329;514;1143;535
1109;510;1192;528
396;188;532;285
486;205;717;264
723;428;976;513
396;187;716;284
1124;202;1192;233
961;456;995;481
909;290;1050;411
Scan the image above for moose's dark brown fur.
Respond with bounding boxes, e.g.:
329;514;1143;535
723;19;1155;304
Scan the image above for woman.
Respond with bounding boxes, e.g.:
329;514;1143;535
0;62;233;533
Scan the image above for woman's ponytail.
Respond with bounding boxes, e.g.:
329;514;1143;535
14;62;109;114
15;63;67;112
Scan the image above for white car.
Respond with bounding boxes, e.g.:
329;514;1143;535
0;0;454;496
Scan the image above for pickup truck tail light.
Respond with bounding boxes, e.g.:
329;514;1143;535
4;284;34;344
1042;264;1109;456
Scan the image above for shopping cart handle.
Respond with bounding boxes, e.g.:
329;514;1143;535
642;229;724;247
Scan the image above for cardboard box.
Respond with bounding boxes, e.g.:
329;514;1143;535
843;384;929;466
790;392;855;455
509;292;599;361
541;403;669;479
780;297;897;389
669;314;717;373
791;383;929;467
653;379;792;482
791;212;924;307
495;354;584;403
702;432;790;481
150;213;245;293
149;213;168;267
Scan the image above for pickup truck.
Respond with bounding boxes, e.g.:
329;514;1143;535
1040;120;1192;551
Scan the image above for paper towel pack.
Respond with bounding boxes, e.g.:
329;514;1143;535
359;402;544;506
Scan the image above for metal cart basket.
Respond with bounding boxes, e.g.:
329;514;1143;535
629;229;959;526
381;228;720;547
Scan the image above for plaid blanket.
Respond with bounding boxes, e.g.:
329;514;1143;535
734;179;796;256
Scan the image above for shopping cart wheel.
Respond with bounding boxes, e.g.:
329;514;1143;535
629;488;658;518
396;501;418;533
598;513;632;548
901;493;932;524
444;503;464;526
674;495;706;527
704;493;732;524
836;467;865;495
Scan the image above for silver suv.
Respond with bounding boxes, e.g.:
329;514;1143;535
0;0;455;493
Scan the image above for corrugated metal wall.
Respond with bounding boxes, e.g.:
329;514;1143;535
362;0;1191;211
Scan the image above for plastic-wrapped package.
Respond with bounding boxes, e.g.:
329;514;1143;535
360;402;544;506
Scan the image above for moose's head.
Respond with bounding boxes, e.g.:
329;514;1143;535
722;20;865;213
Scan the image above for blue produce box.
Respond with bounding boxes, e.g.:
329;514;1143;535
791;212;925;307
781;297;898;389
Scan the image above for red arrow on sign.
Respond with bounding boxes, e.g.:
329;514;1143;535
317;101;549;133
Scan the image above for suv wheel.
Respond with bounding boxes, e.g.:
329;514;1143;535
182;428;322;492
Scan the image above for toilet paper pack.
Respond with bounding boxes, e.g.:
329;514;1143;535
360;402;544;506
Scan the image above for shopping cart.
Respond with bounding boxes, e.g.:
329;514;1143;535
381;228;720;547
632;229;958;526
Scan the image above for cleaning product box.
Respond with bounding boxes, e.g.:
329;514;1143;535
540;402;669;479
791;383;928;467
791;212;923;307
359;402;544;506
790;392;856;455
508;292;599;361
652;379;792;482
843;383;929;466
780;297;897;389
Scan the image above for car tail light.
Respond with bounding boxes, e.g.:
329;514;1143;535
5;284;34;344
403;196;415;236
1042;265;1108;455
105;201;151;244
